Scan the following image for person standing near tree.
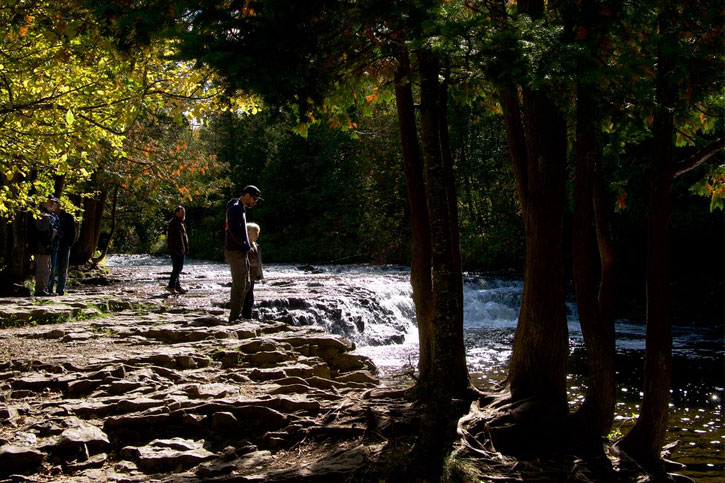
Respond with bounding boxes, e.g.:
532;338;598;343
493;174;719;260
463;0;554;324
50;204;80;295
29;196;58;296
166;205;189;294
46;198;62;293
241;222;264;319
225;185;262;322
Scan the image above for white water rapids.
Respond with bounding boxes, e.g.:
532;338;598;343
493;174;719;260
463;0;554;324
105;255;722;392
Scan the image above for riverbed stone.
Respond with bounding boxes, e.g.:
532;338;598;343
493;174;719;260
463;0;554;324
280;364;317;378
238;339;279;353
329;353;371;372
0;405;20;422
243;350;291;365
275;334;355;352
270;383;313;395
45;421;110;456
216;350;243;368
248;368;287;381
108;380;145;394
210;411;238;431
185;383;236;399
121;438;215;473
0;444;45;476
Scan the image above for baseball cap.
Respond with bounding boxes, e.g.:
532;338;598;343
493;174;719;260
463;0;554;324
242;185;263;201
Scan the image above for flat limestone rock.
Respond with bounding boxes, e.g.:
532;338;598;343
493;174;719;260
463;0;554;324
122;438;215;473
243;350;292;365
46;421;110;455
273;334;355;352
185;383;237;399
0;444;44;476
248;368;287;381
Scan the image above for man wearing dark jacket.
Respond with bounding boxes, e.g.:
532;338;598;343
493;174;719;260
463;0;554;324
50;206;79;295
167;206;189;294
225;185;262;322
30;196;58;296
47;201;62;294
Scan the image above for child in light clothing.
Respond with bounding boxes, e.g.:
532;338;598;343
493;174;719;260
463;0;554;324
242;222;263;319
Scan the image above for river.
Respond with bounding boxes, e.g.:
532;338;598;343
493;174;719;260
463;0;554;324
105;255;724;481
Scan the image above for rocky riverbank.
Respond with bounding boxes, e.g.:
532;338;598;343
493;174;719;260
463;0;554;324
0;290;416;482
0;262;682;482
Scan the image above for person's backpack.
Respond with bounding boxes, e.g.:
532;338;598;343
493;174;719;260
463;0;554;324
27;212;53;254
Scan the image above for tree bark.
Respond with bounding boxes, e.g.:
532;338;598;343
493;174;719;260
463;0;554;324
54;175;65;198
491;0;569;449
1;172;32;290
92;187;119;265
437;77;468;395
500;88;528;208
410;48;469;475
394;48;435;384
419;49;468;401
71;191;107;265
618;1;676;465
8;213;30;281
506;87;569;413
571;83;616;439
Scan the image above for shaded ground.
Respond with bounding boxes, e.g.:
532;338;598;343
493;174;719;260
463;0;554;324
0;265;683;482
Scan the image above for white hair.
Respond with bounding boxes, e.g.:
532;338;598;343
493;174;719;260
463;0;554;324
246;222;260;235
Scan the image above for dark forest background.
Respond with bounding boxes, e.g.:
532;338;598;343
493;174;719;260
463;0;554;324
108;104;722;325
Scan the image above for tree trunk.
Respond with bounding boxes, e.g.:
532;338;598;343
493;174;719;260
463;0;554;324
411;48;469;475
71;191;107;265
507;88;569;414
92;187;119;265
419;49;468;401
571;83;616;439
1;169;33;290
618;1;676;466
8;212;30;282
394;49;435;384
437;77;468;395
493;0;569;447
54;175;65;198
0;218;6;266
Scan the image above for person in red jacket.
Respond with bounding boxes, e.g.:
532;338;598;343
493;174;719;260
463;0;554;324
166;205;189;294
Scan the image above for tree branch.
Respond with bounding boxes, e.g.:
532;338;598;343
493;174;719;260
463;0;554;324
669;138;724;178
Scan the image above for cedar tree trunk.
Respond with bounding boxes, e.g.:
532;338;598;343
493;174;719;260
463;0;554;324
411;49;469;476
571;84;616;438
619;2;676;464
92;187;119;265
418;49;468;400
394;49;435;383
496;0;569;439
71;191;107;265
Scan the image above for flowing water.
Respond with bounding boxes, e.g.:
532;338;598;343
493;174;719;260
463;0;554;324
107;255;724;481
